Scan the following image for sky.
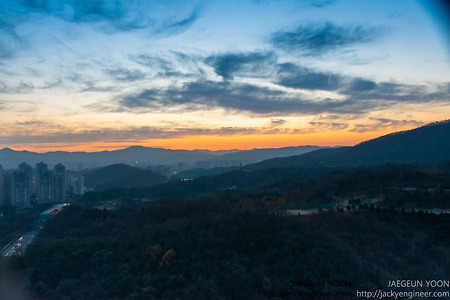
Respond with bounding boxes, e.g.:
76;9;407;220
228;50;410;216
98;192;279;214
0;0;449;152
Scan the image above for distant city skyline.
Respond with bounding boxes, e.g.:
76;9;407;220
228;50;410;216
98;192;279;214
0;0;449;152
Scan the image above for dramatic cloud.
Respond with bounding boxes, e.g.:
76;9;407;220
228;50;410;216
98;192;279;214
0;1;448;151
116;74;450;117
271;22;383;55
119;80;361;115
274;62;450;103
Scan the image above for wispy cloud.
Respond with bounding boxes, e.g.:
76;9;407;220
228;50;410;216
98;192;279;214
271;22;384;55
350;118;424;133
0;22;22;59
15;119;49;126
130;55;179;77
310;0;336;8
271;119;286;126
292;121;348;134
309;121;348;130
205;52;275;80
0;125;293;145
276;63;341;90
0;0;201;37
344;81;450;102
157;7;201;36
104;68;146;82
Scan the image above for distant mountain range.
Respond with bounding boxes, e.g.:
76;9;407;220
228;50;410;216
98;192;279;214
0;145;325;170
249;120;450;170
2;121;448;173
78;120;450;194
85;120;450;198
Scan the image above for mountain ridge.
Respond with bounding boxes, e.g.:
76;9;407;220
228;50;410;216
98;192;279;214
249;120;450;170
0;145;324;170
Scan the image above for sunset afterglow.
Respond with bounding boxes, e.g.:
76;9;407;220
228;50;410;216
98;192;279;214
0;0;449;152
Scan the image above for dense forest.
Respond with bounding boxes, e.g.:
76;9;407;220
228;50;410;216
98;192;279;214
0;160;449;299
9;199;450;299
83;161;450;210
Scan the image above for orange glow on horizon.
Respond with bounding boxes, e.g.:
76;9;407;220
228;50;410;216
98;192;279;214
2;130;396;153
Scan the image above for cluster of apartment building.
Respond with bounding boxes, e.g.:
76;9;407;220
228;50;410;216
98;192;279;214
0;162;84;208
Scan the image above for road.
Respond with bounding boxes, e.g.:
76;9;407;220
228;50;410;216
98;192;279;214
1;203;68;257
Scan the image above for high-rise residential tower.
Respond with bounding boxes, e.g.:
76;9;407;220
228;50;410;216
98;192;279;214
54;163;66;203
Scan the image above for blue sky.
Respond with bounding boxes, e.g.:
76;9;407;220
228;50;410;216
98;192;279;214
0;0;449;151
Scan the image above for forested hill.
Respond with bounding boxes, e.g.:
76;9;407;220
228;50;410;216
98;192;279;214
249;120;450;170
84;164;167;191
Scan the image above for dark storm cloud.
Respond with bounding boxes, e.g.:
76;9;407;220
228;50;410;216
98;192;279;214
271;22;383;55
276;63;342;90
104;68;146;82
205;52;275;80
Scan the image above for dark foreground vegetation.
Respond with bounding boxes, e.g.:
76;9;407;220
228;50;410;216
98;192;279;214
2;159;450;299
12;200;450;300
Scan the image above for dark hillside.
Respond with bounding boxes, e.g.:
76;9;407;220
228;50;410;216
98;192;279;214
250;120;450;170
84;164;166;191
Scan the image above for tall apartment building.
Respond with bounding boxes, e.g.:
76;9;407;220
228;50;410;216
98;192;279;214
36;161;53;204
9;162;33;208
54;163;66;202
68;174;85;195
1;162;69;207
